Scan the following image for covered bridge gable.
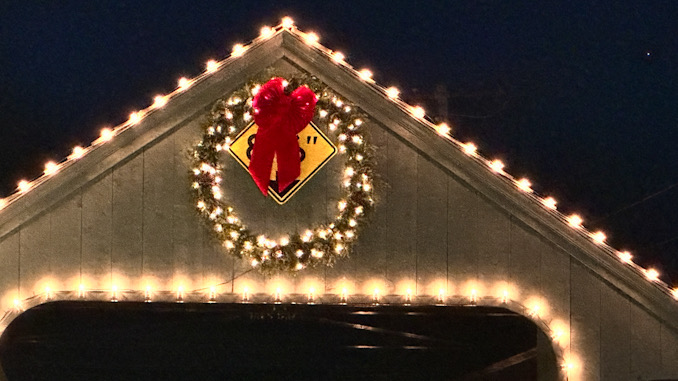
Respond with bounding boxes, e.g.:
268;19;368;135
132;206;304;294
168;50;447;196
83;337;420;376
0;22;677;380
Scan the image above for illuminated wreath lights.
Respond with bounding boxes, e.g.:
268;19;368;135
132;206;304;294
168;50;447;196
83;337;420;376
191;73;375;273
0;18;674;295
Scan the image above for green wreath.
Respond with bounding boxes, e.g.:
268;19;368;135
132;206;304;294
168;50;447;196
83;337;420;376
191;72;375;273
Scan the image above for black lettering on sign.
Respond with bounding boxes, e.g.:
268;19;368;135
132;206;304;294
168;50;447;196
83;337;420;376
246;133;305;161
246;134;256;160
306;136;319;144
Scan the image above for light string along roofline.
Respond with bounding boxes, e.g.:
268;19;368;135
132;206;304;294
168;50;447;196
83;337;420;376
0;279;574;377
287;22;678;299
1;16;669;302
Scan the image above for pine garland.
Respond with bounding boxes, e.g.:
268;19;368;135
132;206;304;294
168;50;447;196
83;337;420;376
191;72;375;274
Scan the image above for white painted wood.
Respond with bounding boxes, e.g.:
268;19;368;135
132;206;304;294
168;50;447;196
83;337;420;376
49;193;82;289
142;136;175;285
416;156;447;292
81;174;112;289
629;301;662;379
19;214;51;297
447;177;479;295
0;232;19;310
570;263;601;381
112;154;143;287
600;283;630;380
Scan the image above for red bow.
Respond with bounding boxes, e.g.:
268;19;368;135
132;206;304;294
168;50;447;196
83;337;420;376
250;78;317;195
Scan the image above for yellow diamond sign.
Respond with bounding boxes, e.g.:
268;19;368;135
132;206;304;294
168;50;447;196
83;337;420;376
228;122;337;204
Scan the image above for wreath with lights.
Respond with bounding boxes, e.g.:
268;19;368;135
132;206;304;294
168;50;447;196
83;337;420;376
191;71;375;273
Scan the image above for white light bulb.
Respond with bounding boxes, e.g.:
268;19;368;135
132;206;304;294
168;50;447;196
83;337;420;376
128;112;141;125
303;32;319;45
462;142;477;156
411;106;425;119
645;268;659;281
260;26;274;38
232;44;246;57
178;77;191;91
489;159;504;173
618;251;632;264
153;95;167;108
70;146;85;160
542;196;557;210
44;161;58;176
435;123;451;136
100;128;114;142
17;180;30;193
332;51;345;63
591;231;606;244
206;60;219;73
516;178;532;193
567;214;583;228
385;86;400;100
358;69;373;82
281;17;294;29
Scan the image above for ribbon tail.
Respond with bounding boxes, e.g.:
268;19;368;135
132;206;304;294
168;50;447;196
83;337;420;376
248;133;276;196
275;133;302;193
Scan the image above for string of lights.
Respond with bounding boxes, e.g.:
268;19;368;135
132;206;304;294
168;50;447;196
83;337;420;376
0;17;674;301
1;16;676;379
0;280;574;377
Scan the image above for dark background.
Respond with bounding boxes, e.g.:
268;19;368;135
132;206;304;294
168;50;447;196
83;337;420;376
1;1;677;282
0;302;540;380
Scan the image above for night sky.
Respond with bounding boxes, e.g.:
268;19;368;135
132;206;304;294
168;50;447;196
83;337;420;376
1;2;677;282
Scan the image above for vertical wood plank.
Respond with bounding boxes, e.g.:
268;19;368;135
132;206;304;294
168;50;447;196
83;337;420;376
19;214;51;296
661;324;678;376
50;193;82;288
474;198;510;295
540;248;570;328
629;302;662;379
599;283;630;380
415;157;447;293
570;263;601;381
143;137;176;288
447;178;478;296
508;222;541;302
0;232;19;309
383;132;417;294
82;173;113;289
112;154;143;289
172;122;205;288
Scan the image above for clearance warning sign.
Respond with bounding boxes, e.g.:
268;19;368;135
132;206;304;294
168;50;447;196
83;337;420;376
228;121;337;204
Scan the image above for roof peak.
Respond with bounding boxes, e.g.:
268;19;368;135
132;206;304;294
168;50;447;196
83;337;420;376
0;16;676;304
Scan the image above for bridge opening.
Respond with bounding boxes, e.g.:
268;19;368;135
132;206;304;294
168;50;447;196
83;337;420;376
0;302;557;380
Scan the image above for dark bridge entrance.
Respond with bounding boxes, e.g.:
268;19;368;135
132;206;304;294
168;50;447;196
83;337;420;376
0;302;550;380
